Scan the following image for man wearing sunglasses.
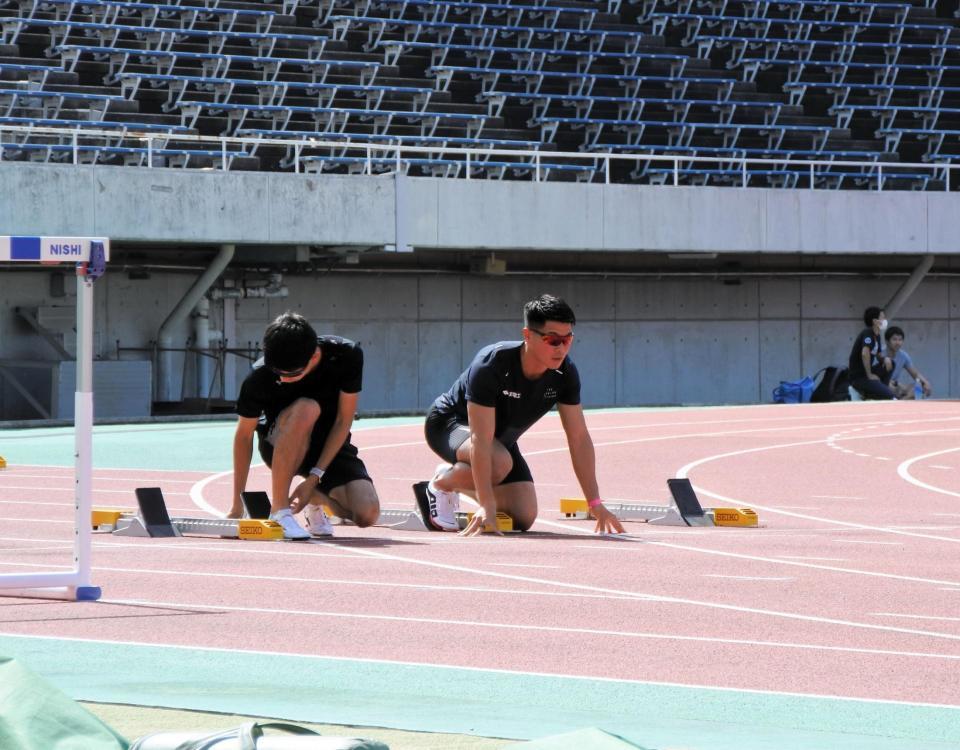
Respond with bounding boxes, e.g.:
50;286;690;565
417;294;624;536
232;312;380;539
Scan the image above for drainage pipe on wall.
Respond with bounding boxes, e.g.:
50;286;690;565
156;243;235;402
885;254;935;322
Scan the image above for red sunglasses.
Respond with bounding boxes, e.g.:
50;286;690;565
528;328;574;347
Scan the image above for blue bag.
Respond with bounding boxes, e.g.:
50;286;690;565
773;376;814;404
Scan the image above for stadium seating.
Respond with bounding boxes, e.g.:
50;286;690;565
0;0;954;186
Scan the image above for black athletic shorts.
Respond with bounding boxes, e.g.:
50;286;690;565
257;420;372;494
424;405;533;485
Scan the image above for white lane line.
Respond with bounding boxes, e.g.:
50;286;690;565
833;540;902;546
571;542;960;588
0;485;163;496
897;447;960;500
929;465;954;470
0;474;198;484
0;562;645;602
871;613;960;623
99;597;960;661
776;506;822;510
702;575;793;582
336;544;960;643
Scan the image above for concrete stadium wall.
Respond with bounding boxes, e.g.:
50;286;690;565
1;162;957;418
0;270;956;419
0;162;958;253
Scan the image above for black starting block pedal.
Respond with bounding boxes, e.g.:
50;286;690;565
667;478;706;526
241;491;271;520
134;487;178;537
412;481;443;532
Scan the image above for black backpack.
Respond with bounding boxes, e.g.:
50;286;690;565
811;366;851;403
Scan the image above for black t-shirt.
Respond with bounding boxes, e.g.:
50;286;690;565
237;336;363;436
848;327;880;379
434;341;581;448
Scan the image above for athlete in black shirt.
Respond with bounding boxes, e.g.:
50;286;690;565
848;306;895;400
233;312;379;539
420;294;624;536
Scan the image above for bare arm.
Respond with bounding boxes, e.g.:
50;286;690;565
231;416;259;518
905;364;932;395
558;403;624;534
466;401;499;525
292;391;359;506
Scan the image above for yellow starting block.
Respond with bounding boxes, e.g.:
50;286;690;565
560;479;759;528
236;519;284;540
0;455;6;469
460;510;514;532
97;494;285;541
91;508;128;530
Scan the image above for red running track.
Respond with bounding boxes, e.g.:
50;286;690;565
1;402;958;707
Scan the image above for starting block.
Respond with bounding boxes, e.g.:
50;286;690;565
0;455;6;469
106;488;283;540
241;490;438;533
560;479;758;528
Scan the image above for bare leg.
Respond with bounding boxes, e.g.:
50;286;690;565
432;436;513;492
325;480;380;527
493;482;538;531
268;398;320;514
432;437;537;530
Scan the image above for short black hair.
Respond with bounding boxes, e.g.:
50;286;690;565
885;325;905;342
863;306;883;327
524;294;576;328
262;311;317;372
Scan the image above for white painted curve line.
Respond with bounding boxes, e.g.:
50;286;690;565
522;417;960;459
673;429;960;544
897;447;960;500
189;469;232;517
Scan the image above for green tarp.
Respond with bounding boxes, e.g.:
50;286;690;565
0;656;129;750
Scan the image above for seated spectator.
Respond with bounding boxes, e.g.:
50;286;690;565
848;306;895;400
884;326;932;399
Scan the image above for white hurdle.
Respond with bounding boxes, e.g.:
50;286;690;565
0;236;109;601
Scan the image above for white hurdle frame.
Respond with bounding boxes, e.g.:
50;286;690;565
0;236;109;601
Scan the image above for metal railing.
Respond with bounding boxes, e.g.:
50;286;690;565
0;124;956;190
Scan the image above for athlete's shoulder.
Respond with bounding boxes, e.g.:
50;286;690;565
473;341;522;367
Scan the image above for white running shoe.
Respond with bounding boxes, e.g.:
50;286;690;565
425;479;460;531
303;504;334;537
269;507;311;540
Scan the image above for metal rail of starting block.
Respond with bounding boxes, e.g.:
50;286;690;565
102;488;283;540
560;478;758;528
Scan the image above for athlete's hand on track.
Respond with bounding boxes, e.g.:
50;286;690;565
288;480;317;515
592;504;625;535
459;505;503;537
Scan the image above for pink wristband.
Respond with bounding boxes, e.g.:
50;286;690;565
587;497;603;508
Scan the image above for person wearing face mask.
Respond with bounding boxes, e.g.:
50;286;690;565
848;306;896;400
231;312;380;539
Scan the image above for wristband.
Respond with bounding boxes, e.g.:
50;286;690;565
587;497;603;508
309;467;325;481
